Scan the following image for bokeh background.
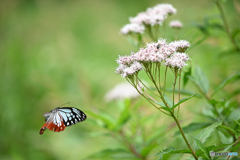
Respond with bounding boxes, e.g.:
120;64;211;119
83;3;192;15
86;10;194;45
0;0;239;159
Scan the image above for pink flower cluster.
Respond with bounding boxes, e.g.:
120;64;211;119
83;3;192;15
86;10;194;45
169;20;183;28
120;4;177;35
120;23;145;35
169;40;190;52
130;4;177;26
116;39;190;78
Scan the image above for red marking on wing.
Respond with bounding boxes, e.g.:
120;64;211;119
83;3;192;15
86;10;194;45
39;121;66;135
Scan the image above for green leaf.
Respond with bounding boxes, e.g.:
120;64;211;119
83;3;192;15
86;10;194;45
163;94;173;108
191;22;209;35
146;126;166;145
154;101;166;107
221;139;240;152
141;144;158;156
232;119;240;127
127;36;138;47
175;123;211;135
190;35;208;50
232;28;240;39
194;65;210;94
218;131;231;144
211;72;240;97
219;125;238;136
194;137;211;159
194;121;222;150
229;108;240;121
195;143;233;156
87;148;137;159
85;110;115;129
183;66;192;88
173;93;197;109
156;146;192;159
231;142;240;152
115;100;131;131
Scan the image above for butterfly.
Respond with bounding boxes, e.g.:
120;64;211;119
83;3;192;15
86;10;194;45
39;106;87;135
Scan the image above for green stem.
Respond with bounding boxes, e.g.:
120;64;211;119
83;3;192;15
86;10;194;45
146;25;156;41
215;0;239;51
163;66;168;94
126;77;171;116
172;70;178;114
171;112;198;160
177;70;181;119
155;25;159;39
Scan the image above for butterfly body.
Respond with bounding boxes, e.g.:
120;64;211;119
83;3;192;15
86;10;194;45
39;107;87;135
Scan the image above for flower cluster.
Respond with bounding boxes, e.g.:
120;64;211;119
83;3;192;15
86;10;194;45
120;23;145;35
104;82;140;102
169;20;183;29
116;39;190;78
169;40;190;52
120;4;176;34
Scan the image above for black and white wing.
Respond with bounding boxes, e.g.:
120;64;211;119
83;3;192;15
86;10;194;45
57;107;87;127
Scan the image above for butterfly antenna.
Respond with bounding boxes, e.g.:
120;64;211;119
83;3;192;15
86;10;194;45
59;102;70;107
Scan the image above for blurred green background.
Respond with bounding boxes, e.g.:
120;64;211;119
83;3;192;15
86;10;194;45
0;0;239;159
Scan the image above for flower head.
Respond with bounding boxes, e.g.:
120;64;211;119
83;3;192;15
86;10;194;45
169;40;190;52
164;52;190;69
129;3;176;26
120;23;145;35
116;39;191;77
151;4;177;16
169;20;183;29
104;82;140;102
116;57;143;78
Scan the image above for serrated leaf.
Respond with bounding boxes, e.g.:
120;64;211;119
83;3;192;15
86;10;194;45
221;139;240;152
175;123;211;135
173;93;197;109
195;143;236;156
211;72;240;97
154;101;166;107
183;67;192;88
231;142;240;151
219;125;238;136
218;131;231;144
156;146;192;159
163;94;173;108
194;65;209;94
194;137;211;159
229;108;240;121
194;121;222;150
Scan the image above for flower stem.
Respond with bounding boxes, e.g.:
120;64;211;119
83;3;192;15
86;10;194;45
215;0;239;51
146;25;156;41
172;69;178;109
163;66;168;94
177;70;181;119
171;112;198;160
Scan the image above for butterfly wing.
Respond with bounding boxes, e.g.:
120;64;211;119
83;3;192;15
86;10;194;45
58;107;87;127
39;110;66;135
